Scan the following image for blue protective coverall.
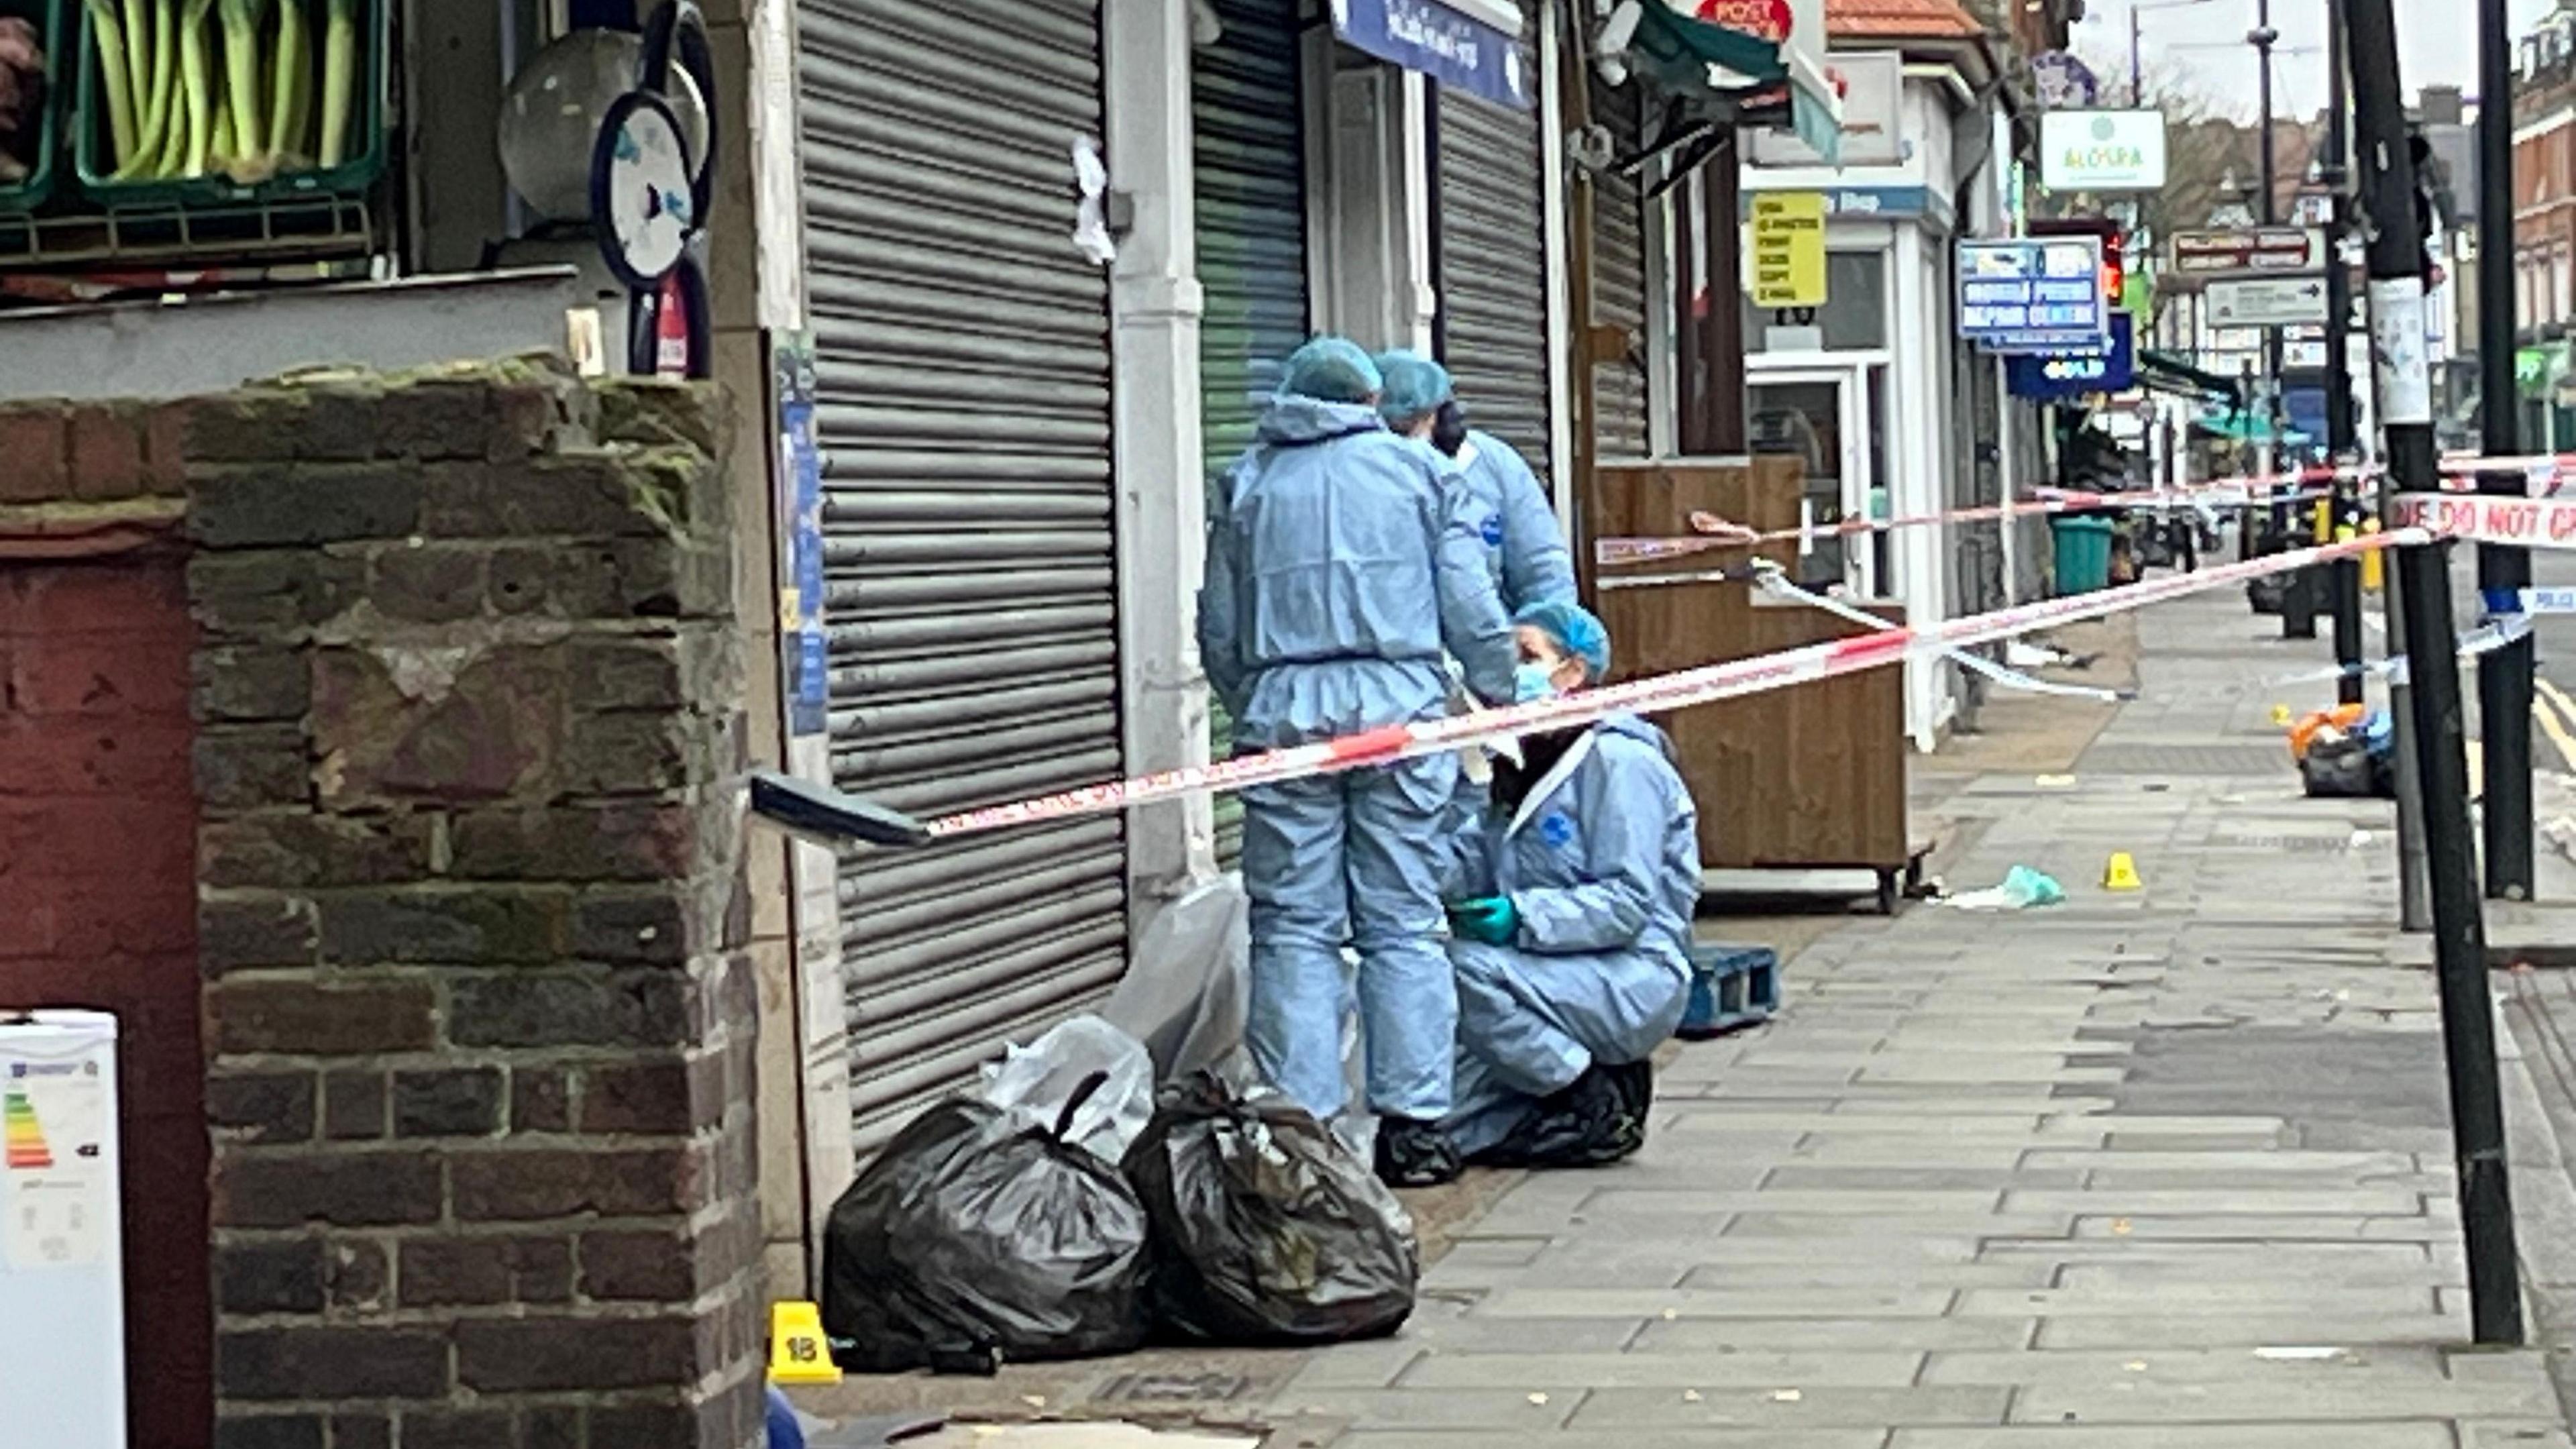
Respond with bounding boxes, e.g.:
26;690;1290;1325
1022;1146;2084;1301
1453;429;1576;608
1440;428;1577;888
1443;712;1703;1159
1198;396;1517;1123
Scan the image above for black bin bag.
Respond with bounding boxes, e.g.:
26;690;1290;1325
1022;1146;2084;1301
1121;1072;1418;1345
822;1072;1150;1373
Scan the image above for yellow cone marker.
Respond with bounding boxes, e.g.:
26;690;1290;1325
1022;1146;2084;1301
2102;852;2143;892
768;1300;842;1385
2271;702;2294;727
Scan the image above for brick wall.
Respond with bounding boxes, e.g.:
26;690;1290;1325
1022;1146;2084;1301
184;362;766;1449
0;400;211;1448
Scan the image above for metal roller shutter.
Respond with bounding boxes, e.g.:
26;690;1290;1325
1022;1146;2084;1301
1589;78;1651;460
1194;0;1310;868
797;0;1130;1161
1434;7;1551;478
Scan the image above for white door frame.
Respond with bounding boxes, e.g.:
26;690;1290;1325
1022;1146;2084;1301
1746;358;1881;595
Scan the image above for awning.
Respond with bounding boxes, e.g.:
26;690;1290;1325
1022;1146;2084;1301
1610;1;1843;164
1335;0;1534;110
2135;349;2245;407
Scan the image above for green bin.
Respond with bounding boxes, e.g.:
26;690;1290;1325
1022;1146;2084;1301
2051;517;2114;596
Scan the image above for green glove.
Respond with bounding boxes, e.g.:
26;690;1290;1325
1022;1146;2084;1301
1448;896;1519;946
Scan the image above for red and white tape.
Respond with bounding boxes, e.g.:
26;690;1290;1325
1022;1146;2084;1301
923;527;2425;839
2392;492;2576;549
1597;476;2343;569
1595;448;2576;570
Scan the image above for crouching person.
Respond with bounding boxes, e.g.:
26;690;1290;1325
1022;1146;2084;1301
1443;601;1701;1167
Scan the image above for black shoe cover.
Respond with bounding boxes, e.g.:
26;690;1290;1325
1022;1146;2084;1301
1373;1115;1464;1187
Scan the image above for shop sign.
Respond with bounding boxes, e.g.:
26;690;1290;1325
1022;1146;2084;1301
1750;193;1829;307
1693;0;1793;41
2039;110;2169;192
2005;314;2135;399
2029;51;2100;109
1750;50;1898;166
1332;0;1533;110
2169;227;2319;275
1957;235;2107;353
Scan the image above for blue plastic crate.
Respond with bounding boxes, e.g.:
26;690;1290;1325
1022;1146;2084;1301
1677;944;1781;1039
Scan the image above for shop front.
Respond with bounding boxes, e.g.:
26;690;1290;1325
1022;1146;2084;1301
1739;21;2003;749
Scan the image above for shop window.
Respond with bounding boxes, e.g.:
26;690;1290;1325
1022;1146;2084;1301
1743;251;1889;353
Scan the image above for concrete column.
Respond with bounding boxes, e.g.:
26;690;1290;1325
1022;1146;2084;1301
1105;0;1217;924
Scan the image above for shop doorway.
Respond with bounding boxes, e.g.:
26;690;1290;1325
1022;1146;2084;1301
1748;364;1889;596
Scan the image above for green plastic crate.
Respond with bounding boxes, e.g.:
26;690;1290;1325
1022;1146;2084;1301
73;0;385;209
0;0;66;213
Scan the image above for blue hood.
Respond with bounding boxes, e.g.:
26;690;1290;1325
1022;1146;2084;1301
1595;710;1676;763
1257;396;1388;447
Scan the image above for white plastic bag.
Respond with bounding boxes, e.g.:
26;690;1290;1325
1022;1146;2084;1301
978;1014;1154;1167
1100;875;1250;1080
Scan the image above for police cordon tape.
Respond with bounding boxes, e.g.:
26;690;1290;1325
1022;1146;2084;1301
916;527;2429;841
1595;482;2332;570
1597;449;2576;570
2394;492;2576;549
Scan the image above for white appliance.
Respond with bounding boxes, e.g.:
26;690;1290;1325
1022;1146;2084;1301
0;1010;124;1448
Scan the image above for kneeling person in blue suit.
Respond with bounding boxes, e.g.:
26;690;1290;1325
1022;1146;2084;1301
1444;600;1702;1167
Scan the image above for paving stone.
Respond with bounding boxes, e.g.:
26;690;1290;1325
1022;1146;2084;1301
1726;1212;2078;1240
1919;1346;2451;1385
1261;1390;1578;1432
2005;1189;2430;1217
1586;1189;2004;1218
1393;1313;1646;1354
1397;1349;1925;1390
1886;1425;2453;1448
2454;1421;2576;1448
2017;1149;2419;1178
2031;1314;2469;1349
1634;1318;2039;1352
1566;1384;2013;1430
1760;1167;2092;1193
1678;1261;2058;1291
1955;1285;2438;1318
2008;1374;2559;1424
1279;1342;1425;1392
2068;1215;2451;1241
1470;1287;1954;1320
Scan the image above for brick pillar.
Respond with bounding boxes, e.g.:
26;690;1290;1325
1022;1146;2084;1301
186;362;765;1449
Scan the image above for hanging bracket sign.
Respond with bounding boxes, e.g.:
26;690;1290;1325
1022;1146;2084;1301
1957;236;2107;354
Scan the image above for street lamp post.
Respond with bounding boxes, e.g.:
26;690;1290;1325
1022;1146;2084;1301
2129;0;2220;107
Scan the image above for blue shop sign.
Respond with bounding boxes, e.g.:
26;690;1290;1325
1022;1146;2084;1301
1957;236;2106;354
2006;315;2135;400
1334;0;1533;110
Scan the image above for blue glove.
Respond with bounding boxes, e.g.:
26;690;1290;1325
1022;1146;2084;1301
1448;896;1519;946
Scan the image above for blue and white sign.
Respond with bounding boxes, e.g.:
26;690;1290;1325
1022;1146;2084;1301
1332;0;1532;110
1957;236;2106;354
2005;315;2135;400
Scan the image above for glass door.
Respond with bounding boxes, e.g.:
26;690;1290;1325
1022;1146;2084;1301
1750;369;1876;594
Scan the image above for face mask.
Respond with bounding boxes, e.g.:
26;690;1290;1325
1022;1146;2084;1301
1513;662;1557;704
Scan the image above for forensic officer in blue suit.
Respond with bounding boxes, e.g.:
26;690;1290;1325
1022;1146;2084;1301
1198;336;1517;1187
1373;350;1574;608
1443;600;1701;1167
1373;350;1577;894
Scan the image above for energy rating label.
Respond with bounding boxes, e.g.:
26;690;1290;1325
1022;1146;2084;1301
5;1082;56;1169
1;1049;112;1270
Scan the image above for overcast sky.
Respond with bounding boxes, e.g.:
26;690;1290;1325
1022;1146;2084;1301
2076;0;2562;121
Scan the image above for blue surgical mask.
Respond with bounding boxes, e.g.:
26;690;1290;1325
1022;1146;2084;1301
1513;663;1555;703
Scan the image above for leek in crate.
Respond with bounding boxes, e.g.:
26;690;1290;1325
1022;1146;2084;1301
78;0;372;193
